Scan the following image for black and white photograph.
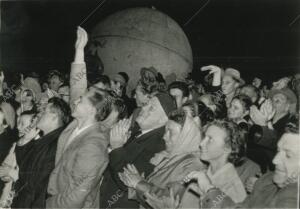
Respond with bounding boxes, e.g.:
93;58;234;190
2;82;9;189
0;0;299;208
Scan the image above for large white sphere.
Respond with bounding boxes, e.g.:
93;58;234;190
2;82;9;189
90;7;193;90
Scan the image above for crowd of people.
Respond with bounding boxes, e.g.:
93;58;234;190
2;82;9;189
0;26;298;209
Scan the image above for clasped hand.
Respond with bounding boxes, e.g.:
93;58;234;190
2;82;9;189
110;118;131;149
118;164;144;189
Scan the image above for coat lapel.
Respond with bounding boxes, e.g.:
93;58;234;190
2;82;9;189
55;120;77;165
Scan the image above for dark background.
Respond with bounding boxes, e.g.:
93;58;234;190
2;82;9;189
1;0;299;85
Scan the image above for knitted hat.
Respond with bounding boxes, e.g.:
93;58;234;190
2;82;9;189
0;102;16;129
155;92;177;116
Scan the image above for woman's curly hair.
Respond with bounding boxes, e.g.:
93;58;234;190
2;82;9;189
206;120;246;166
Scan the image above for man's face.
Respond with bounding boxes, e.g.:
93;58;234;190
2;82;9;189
58;86;70;104
252;77;262;88
227;99;247;120
199;125;229;162
136;97;168;130
49;75;63;92
222;75;239;95
17;114;34;137
72;90;95;120
163;120;182;153
110;80;122;96
94;82;108;90
271;93;289;115
37;103;57;131
199;95;216;112
272;133;300;187
240;86;257;103
169;88;186;108
134;85;150;107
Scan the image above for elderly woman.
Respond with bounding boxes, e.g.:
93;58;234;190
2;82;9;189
143;120;247;209
118;109;206;208
142;120;248;209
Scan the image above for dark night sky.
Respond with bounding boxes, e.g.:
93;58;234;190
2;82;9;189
1;0;299;84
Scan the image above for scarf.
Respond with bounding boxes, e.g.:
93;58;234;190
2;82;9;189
150;116;201;168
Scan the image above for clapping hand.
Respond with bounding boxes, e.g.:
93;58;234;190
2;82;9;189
250;99;275;126
118;164;144;188
110;118;131;149
245;174;261;193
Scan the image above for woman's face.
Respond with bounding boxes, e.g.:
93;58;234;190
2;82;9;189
199;125;230;163
222;75;238;95
163;120;182;153
227;99;247;120
21;90;34;104
182;105;194;118
134;85;150;107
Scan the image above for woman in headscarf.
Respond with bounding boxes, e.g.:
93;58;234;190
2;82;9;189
143;120;248;209
118;109;206;208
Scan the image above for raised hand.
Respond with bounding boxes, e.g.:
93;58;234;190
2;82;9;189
260;99;275;121
272;77;291;90
75;26;88;50
110;118;131;149
201;65;222;75
245;176;259;193
201;65;222;86
250;105;268;126
118;164;144;188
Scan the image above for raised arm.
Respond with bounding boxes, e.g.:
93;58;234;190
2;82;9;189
70;26;88;109
201;65;222;87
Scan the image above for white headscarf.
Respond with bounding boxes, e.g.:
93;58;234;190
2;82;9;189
150;115;201;167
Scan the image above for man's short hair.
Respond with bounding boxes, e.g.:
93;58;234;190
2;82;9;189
94;75;111;87
168;81;190;98
285;114;299;134
88;88;113;122
48;97;71;125
48;70;65;83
